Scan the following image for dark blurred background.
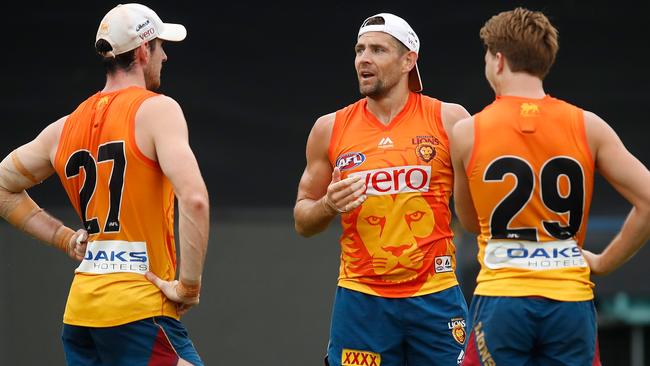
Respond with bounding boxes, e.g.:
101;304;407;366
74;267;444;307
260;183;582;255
0;0;648;365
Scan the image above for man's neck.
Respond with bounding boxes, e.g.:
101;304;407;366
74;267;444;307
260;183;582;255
365;87;411;125
102;70;146;93
496;72;546;99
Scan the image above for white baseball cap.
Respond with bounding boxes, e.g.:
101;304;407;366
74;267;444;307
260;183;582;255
96;3;187;57
358;13;422;92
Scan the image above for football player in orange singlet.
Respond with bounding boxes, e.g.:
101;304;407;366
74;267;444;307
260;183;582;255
450;8;650;366
294;13;471;366
0;4;209;365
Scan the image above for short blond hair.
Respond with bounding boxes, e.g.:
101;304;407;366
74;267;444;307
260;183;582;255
480;7;559;79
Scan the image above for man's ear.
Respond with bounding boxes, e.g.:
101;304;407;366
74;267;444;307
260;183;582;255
495;51;505;74
404;51;418;73
136;42;150;64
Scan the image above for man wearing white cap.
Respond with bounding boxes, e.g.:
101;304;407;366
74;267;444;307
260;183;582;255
0;3;208;365
294;13;471;366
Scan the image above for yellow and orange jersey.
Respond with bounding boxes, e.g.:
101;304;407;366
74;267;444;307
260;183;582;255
54;86;178;326
329;92;458;298
467;95;595;301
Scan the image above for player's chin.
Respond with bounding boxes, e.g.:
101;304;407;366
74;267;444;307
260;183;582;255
358;83;383;98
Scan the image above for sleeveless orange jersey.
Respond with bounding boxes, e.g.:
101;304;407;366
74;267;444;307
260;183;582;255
329;92;458;298
54;86;178;326
467;95;595;301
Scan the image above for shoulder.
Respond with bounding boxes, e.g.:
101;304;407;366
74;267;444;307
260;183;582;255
331;98;365;121
136;95;186;131
583;110;613;135
583;110;617;145
451;116;475;141
138;94;183;116
310;112;336;140
441;102;470;121
304;112;337;159
450;116;476;162
439;101;471;133
583;110;605;125
26;115;69;162
41;115;69;145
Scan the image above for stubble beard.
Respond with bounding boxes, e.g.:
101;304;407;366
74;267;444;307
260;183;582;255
144;67;161;91
359;78;387;99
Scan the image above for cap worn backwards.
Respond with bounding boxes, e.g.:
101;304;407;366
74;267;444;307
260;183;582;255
358;13;422;92
96;3;187;57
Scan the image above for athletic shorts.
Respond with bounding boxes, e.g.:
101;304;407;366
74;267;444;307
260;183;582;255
463;296;601;366
326;285;468;366
62;316;203;366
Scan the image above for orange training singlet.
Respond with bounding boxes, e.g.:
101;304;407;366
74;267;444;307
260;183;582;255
329;92;458;298
467;95;595;301
54;86;178;326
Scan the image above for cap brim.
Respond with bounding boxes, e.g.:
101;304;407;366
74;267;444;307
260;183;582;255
409;63;423;92
159;23;187;42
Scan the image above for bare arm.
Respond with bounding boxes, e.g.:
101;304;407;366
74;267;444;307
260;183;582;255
581;111;650;275
440;102;471;135
293;113;366;237
0;117;88;260
138;96;209;312
449;116;480;234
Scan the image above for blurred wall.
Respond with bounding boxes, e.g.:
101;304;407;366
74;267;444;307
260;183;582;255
0;0;648;365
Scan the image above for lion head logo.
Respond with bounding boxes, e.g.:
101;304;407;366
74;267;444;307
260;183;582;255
520;102;540;117
452;324;466;345
416;143;436;162
349;193;435;283
96;96;110;109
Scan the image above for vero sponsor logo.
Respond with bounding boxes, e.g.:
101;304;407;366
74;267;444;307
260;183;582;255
349;165;430;196
138;27;156;40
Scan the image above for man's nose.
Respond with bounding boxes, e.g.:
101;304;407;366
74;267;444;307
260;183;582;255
357;49;372;63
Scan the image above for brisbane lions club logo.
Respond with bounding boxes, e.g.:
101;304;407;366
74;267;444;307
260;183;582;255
448;317;467;345
412;136;438;163
416;143;436;162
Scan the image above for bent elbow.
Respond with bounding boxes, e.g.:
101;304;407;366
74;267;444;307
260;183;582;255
182;192;209;215
294;220;314;238
637;199;650;221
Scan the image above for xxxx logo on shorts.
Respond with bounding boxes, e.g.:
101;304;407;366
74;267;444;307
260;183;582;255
342;348;381;366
